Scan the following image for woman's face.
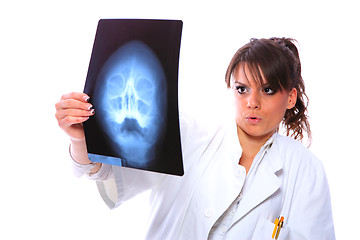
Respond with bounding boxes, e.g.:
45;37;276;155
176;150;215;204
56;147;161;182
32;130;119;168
232;65;297;141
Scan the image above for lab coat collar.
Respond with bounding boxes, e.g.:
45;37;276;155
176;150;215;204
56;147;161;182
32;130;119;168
231;132;283;223
263;132;283;174
248;132;277;174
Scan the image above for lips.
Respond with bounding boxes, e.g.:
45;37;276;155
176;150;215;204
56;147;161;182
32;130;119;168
245;115;262;124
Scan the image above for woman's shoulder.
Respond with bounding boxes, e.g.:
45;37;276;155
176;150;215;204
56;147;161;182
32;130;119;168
275;134;323;169
272;134;329;191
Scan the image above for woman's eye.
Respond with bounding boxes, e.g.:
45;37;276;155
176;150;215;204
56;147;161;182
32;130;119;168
235;86;247;94
263;87;276;95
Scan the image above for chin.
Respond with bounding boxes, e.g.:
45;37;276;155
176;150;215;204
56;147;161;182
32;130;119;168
239;125;275;140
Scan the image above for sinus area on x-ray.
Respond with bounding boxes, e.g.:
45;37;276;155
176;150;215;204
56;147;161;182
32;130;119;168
93;40;167;168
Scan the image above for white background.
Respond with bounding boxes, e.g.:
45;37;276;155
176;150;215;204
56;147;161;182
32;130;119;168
1;0;359;239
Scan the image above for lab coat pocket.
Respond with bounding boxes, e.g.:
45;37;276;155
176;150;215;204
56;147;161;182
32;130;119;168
251;218;289;240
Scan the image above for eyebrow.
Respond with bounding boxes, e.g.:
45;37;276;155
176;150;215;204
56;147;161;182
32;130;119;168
233;80;248;86
233;80;271;88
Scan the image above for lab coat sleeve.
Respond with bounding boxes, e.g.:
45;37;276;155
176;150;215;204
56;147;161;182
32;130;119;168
71;154;113;181
285;154;335;239
96;166;167;209
95;110;194;209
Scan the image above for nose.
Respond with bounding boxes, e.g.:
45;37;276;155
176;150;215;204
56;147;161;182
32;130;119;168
247;91;261;110
123;81;137;112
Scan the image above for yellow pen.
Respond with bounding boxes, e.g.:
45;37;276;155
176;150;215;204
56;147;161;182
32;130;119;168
275;216;284;239
272;217;279;238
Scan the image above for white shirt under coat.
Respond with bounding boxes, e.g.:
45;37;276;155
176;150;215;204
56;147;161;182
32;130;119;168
73;113;335;240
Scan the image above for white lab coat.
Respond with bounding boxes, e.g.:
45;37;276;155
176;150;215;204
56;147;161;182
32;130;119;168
95;113;335;240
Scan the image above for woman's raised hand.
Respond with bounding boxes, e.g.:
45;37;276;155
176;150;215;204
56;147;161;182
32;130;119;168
55;92;95;141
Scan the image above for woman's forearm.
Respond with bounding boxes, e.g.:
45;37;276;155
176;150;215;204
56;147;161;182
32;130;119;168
70;138;102;173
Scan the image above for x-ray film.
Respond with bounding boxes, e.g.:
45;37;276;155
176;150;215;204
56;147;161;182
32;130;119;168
83;19;183;176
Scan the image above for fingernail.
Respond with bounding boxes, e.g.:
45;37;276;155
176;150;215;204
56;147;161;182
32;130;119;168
84;96;90;102
90;109;95;114
88;105;93;110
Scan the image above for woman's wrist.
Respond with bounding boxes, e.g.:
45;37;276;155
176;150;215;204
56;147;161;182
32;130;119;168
69;138;92;165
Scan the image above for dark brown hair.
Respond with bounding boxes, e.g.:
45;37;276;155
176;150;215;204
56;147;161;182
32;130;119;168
225;37;311;143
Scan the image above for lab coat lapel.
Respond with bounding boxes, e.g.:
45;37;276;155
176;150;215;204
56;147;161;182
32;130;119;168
232;146;283;223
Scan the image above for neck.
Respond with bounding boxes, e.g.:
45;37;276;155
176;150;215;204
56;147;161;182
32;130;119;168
237;127;275;171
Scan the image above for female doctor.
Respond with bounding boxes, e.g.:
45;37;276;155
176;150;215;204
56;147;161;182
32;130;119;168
55;37;335;239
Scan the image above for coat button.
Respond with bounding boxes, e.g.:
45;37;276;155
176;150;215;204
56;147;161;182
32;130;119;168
204;208;214;218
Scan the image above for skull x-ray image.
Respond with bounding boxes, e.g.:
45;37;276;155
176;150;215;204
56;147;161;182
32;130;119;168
83;19;183;176
95;40;167;168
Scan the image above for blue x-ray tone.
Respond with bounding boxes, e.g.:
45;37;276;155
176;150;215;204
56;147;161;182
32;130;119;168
94;41;167;168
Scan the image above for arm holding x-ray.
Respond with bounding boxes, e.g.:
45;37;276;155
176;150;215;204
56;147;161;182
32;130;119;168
55;91;168;207
55;92;103;176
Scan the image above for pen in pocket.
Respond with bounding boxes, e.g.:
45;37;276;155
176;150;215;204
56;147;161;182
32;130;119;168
272;216;284;239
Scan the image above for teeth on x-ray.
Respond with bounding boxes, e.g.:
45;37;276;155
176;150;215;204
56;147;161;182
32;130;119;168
94;40;167;167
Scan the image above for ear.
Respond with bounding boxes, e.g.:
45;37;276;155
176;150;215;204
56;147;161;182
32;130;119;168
287;88;297;109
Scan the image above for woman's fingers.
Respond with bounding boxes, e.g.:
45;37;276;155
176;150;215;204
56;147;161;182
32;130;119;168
55;98;94;124
55;108;94;123
55;92;95;140
60;92;90;102
55;96;92;112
